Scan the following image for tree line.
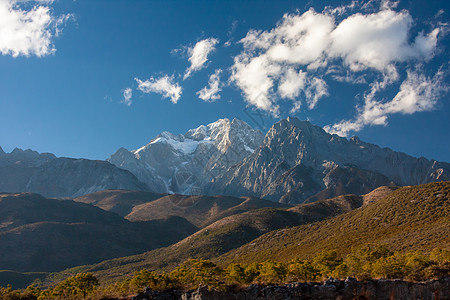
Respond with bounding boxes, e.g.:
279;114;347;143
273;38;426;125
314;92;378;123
1;245;448;299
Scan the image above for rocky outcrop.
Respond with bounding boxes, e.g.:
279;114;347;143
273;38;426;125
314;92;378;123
131;277;450;300
108;118;264;194
207;117;449;203
0;148;148;198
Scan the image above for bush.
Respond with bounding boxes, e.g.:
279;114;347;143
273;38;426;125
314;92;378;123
50;273;99;299
225;263;248;284
1;246;448;298
287;259;320;282
170;259;223;290
313;250;342;277
257;260;287;284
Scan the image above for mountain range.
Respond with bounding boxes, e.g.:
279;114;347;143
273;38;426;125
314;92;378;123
207;117;449;203
1;117;447;201
0;117;448;290
0;147;148;198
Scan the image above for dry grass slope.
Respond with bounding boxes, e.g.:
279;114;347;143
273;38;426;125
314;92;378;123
216;181;449;265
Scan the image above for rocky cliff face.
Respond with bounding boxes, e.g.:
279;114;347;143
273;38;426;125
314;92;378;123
207;117;449;203
132;277;450;300
0;148;148;198
108;118;264;194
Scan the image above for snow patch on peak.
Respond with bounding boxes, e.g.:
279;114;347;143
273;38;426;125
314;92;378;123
244;145;255;153
140;135;210;155
185;125;208;141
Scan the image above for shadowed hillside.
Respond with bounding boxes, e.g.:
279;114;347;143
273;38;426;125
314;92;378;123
0;193;197;274
74;190;166;216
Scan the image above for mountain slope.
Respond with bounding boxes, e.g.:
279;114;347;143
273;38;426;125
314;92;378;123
207;117;448;203
0;148;148;198
0;193;197;272
53;189;389;283
108;118;264;194
125;195;289;228
216;181;450;265
74;190;165;217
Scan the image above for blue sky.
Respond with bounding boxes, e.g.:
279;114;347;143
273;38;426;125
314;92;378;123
0;0;449;162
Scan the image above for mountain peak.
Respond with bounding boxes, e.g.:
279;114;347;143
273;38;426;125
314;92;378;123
207;117;449;203
0;146;4;156
108;118;264;194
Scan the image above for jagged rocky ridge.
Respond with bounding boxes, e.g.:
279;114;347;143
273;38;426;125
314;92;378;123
0;147;148;198
108;118;264;194
206;117;449;203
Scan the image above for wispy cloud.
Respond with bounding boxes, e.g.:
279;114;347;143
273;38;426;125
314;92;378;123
183;38;219;80
324;70;447;136
197;69;222;102
135;75;182;104
121;87;132;106
0;0;71;57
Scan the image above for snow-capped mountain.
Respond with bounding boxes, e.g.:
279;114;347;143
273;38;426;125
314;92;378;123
108;118;264;194
206;117;449;203
3;117;447;202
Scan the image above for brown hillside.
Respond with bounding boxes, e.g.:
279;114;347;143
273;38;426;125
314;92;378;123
216;181;450;266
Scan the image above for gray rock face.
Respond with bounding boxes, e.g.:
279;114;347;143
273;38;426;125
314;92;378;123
132;277;450;300
207;117;449;203
108;118;264;194
0;148;148;198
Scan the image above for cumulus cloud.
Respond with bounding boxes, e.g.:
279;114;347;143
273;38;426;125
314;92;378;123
184;38;219;80
231;54;281;115
0;0;70;57
278;68;306;100
197;69;222;102
324;70;447;137
122;87;132;106
135;75;182;104
231;3;442;117
328;9;437;73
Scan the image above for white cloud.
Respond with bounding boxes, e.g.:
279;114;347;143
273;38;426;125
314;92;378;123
328;9;438;72
231;3;441;116
197;69;222;102
231;54;281;116
135;75;182;104
324;70;447;137
122;87;132;106
305;77;329;109
0;0;70;57
240;9;334;67
278;68;306;100
183;38;219;80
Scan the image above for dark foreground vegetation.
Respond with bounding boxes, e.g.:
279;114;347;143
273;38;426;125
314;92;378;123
1;245;448;299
